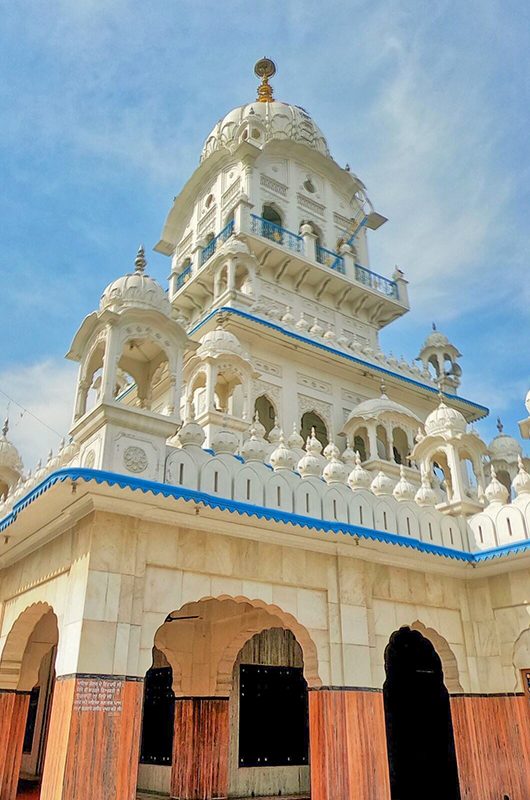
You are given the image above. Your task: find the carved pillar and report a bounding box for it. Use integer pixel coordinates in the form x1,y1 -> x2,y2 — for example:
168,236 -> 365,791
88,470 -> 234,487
309,688 -> 390,800
368,424 -> 378,461
171,697 -> 229,800
446,443 -> 465,503
40,675 -> 143,800
0,690 -> 30,800
100,326 -> 119,404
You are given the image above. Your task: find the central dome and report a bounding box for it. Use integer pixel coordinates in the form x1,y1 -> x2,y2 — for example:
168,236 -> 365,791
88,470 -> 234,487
200,101 -> 331,163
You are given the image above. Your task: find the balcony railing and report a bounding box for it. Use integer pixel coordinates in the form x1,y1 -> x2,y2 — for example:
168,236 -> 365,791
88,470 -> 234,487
250,214 -> 303,254
200,219 -> 235,266
176,264 -> 192,289
316,244 -> 345,274
355,264 -> 398,299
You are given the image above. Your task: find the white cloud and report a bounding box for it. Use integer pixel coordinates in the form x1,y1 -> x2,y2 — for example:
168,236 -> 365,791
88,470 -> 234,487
0,359 -> 77,470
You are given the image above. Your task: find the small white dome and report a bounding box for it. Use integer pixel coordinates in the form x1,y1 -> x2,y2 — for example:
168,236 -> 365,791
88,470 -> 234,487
485,467 -> 509,505
370,470 -> 394,496
211,427 -> 239,455
489,433 -> 523,463
322,444 -> 348,485
297,450 -> 322,479
423,330 -> 450,349
0,420 -> 23,475
345,394 -> 421,426
177,407 -> 206,448
270,433 -> 292,471
241,427 -> 267,463
513,456 -> 530,496
201,101 -> 330,164
525,389 -> 530,415
424,401 -> 467,437
100,246 -> 171,316
393,466 -> 416,502
415,473 -> 437,507
197,326 -> 249,360
348,452 -> 371,491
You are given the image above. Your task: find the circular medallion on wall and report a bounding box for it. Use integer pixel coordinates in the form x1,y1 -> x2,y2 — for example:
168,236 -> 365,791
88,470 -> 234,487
123,445 -> 148,474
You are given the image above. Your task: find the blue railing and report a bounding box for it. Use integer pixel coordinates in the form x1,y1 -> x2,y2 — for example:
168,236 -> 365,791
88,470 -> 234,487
355,264 -> 399,299
176,264 -> 192,289
316,244 -> 345,274
250,214 -> 304,254
200,219 -> 235,266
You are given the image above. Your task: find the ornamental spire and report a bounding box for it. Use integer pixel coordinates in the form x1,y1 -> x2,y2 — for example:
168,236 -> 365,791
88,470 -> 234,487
2,418 -> 8,438
254,57 -> 276,103
496,416 -> 504,434
134,244 -> 147,274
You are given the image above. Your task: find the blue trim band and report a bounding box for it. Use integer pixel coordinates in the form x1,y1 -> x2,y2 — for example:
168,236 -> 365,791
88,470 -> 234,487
1,467 -> 526,563
189,307 -> 488,419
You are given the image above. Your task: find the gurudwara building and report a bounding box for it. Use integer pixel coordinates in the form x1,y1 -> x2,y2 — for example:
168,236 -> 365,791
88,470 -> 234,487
2,59 -> 530,800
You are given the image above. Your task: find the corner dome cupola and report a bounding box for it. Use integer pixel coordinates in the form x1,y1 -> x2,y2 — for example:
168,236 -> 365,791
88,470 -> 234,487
100,246 -> 171,316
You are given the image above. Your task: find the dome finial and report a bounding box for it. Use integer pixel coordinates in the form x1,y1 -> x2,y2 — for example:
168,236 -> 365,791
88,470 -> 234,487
134,244 -> 147,274
2,417 -> 8,438
432,321 -> 437,331
497,416 -> 504,434
254,57 -> 276,103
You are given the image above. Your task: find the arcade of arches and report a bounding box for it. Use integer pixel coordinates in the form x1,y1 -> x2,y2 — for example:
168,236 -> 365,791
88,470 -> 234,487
1,512 -> 530,800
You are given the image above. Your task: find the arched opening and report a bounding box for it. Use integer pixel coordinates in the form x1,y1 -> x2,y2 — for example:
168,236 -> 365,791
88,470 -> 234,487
230,628 -> 309,797
497,469 -> 513,502
234,265 -> 251,294
138,596 -> 319,799
392,427 -> 409,466
189,371 -> 207,417
0,605 -> 59,796
214,369 -> 245,417
138,647 -> 175,792
254,395 -> 276,439
383,626 -> 461,800
376,424 -> 389,460
431,450 -> 452,501
262,204 -> 282,227
300,411 -> 329,451
353,430 -> 368,462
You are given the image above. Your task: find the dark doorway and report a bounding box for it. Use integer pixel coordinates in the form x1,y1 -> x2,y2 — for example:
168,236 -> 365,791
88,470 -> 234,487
140,662 -> 175,766
383,627 -> 461,800
239,664 -> 309,767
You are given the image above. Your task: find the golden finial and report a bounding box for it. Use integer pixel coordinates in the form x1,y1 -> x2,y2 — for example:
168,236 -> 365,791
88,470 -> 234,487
254,57 -> 276,103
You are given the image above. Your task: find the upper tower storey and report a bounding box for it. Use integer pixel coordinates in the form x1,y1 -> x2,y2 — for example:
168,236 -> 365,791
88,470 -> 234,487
155,59 -> 409,339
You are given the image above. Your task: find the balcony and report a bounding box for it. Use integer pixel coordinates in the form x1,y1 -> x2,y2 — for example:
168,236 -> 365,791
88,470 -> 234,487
355,264 -> 398,300
176,263 -> 192,289
250,214 -> 303,254
200,219 -> 235,266
316,244 -> 345,274
171,212 -> 407,328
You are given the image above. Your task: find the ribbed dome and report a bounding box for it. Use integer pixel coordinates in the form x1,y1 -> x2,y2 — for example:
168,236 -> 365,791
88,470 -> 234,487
0,429 -> 23,473
489,433 -> 523,463
422,330 -> 450,349
197,326 -> 249,360
0,421 -> 23,493
345,394 -> 421,425
424,401 -> 467,437
200,101 -> 330,163
100,246 -> 171,316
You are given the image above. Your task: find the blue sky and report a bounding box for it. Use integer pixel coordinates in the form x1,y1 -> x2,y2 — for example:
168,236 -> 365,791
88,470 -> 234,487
1,0 -> 528,466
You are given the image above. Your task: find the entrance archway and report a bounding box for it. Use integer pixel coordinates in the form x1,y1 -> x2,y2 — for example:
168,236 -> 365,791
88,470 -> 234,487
137,596 -> 319,799
229,628 -> 309,798
0,604 -> 58,799
383,626 -> 461,800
